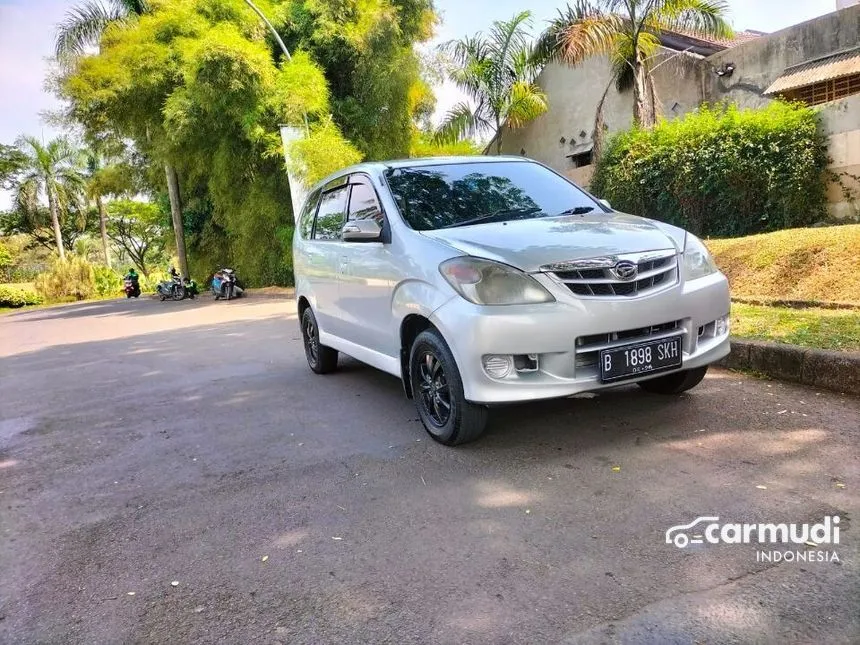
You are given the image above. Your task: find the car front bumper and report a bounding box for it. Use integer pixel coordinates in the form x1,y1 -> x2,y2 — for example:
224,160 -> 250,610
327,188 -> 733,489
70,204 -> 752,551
429,272 -> 731,404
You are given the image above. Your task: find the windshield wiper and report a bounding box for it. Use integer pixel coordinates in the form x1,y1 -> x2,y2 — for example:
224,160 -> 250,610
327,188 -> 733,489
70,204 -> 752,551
554,206 -> 595,216
442,206 -> 544,229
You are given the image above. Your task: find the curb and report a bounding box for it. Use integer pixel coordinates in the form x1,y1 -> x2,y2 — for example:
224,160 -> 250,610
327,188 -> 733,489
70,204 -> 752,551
718,338 -> 860,396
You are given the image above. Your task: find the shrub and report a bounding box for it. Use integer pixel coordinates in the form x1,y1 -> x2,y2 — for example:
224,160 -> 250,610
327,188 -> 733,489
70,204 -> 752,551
590,101 -> 830,237
139,270 -> 169,294
93,265 -> 123,296
34,256 -> 96,301
0,284 -> 43,308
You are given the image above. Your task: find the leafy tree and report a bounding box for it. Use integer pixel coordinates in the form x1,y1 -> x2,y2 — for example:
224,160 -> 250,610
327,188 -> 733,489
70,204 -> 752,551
7,136 -> 87,261
83,141 -> 142,268
0,144 -> 27,189
410,131 -> 480,157
62,0 -> 360,285
106,200 -> 166,276
276,0 -> 437,160
0,205 -> 97,253
536,0 -> 732,132
435,11 -> 548,154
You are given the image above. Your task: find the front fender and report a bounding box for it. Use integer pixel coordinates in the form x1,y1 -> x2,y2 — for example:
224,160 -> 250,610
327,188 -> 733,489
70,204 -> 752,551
391,278 -> 455,328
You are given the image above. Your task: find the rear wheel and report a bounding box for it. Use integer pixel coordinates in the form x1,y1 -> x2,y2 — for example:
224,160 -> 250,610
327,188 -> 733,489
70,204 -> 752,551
638,366 -> 708,395
409,329 -> 488,446
301,307 -> 338,374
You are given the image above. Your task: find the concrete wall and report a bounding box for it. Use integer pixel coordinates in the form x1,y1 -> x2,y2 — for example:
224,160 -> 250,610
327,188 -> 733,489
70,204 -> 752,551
496,50 -> 705,189
498,5 -> 860,217
496,56 -> 634,173
820,94 -> 860,219
705,6 -> 860,109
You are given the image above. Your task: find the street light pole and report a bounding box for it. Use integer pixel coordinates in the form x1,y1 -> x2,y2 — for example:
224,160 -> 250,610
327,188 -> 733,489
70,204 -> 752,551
242,0 -> 291,62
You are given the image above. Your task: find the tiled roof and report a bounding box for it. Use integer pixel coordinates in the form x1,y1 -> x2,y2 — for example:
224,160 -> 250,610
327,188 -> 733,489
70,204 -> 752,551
764,47 -> 860,95
664,28 -> 765,50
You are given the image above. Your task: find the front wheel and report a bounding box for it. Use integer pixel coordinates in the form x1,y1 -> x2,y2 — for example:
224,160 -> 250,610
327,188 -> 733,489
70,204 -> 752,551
301,308 -> 338,374
409,329 -> 488,446
637,366 -> 708,395
172,285 -> 186,301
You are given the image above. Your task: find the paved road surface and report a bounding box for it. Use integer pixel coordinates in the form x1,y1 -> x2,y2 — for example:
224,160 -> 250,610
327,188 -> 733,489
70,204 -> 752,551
1,297 -> 858,644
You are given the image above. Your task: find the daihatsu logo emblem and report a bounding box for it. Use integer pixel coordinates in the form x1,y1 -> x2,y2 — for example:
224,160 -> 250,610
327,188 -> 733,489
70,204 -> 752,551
611,260 -> 638,281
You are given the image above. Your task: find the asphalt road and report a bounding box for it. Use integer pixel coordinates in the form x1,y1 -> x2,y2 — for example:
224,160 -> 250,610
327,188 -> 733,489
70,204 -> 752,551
1,296 -> 858,645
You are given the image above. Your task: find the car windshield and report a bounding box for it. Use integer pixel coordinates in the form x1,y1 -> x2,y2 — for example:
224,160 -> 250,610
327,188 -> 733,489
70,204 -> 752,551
383,161 -> 602,231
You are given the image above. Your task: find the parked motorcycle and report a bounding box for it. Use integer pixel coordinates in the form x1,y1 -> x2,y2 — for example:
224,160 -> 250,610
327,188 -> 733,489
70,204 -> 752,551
212,268 -> 244,300
156,272 -> 198,301
123,271 -> 141,298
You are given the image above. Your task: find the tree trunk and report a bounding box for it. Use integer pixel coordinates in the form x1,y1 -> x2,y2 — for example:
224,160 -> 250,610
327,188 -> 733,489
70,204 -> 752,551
495,117 -> 503,155
592,78 -> 613,162
646,74 -> 660,125
632,61 -> 648,127
164,163 -> 188,279
96,195 -> 111,268
47,186 -> 65,261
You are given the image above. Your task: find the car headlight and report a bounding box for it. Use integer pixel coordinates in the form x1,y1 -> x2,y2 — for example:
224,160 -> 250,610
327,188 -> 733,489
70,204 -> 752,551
682,234 -> 719,281
439,257 -> 555,305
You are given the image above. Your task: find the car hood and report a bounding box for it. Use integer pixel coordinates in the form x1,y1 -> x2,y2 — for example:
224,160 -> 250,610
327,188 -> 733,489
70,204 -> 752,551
420,212 -> 685,272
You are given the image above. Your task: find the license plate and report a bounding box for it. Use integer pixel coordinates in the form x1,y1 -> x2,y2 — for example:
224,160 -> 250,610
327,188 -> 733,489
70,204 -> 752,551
599,336 -> 682,383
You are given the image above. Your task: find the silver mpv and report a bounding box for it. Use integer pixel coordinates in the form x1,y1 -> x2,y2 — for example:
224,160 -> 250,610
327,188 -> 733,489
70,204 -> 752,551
294,157 -> 730,445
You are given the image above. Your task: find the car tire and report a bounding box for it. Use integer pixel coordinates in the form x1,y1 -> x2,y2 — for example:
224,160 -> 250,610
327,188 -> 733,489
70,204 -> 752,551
409,329 -> 488,446
301,307 -> 338,374
637,366 -> 708,395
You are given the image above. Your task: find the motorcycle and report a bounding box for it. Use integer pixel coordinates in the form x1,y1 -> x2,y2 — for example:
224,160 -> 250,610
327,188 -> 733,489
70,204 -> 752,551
212,268 -> 244,300
123,276 -> 141,298
157,274 -> 198,301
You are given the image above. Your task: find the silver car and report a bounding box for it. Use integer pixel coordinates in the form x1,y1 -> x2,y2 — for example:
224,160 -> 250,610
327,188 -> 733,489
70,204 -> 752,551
293,157 -> 730,445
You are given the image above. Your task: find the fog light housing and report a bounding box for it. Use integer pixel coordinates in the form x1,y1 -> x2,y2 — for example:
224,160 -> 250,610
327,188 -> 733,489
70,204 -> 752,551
483,355 -> 513,379
715,314 -> 730,336
514,354 -> 539,372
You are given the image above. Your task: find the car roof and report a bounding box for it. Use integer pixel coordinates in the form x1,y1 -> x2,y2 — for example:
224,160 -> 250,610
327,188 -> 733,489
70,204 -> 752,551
308,155 -> 530,192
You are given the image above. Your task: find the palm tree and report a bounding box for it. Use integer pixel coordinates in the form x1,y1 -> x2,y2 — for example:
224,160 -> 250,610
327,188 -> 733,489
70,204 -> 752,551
536,0 -> 732,130
55,0 -> 149,59
435,11 -> 549,155
12,136 -> 87,261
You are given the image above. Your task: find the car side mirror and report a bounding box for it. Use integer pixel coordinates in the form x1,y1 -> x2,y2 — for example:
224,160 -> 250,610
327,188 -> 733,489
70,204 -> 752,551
342,218 -> 382,242
598,198 -> 612,210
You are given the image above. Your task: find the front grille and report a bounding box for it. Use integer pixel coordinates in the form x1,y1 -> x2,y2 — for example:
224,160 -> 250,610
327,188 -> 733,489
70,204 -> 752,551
547,250 -> 677,298
574,320 -> 685,372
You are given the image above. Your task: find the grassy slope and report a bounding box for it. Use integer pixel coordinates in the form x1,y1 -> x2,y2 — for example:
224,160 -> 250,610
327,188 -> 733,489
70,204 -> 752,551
730,303 -> 860,351
706,225 -> 860,305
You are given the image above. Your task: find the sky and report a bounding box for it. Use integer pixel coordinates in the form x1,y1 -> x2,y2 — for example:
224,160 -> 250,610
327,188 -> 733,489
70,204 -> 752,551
0,0 -> 840,207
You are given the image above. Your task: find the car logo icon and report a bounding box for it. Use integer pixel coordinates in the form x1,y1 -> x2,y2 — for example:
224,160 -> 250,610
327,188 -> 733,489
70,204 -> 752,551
611,260 -> 638,281
666,516 -> 720,548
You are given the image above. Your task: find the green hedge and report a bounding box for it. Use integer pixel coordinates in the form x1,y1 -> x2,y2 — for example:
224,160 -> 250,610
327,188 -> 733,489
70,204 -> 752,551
0,285 -> 43,308
590,101 -> 830,237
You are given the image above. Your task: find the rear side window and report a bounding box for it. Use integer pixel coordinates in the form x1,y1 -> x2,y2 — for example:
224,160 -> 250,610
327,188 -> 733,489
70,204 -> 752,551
313,187 -> 349,241
348,182 -> 383,226
298,189 -> 321,239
